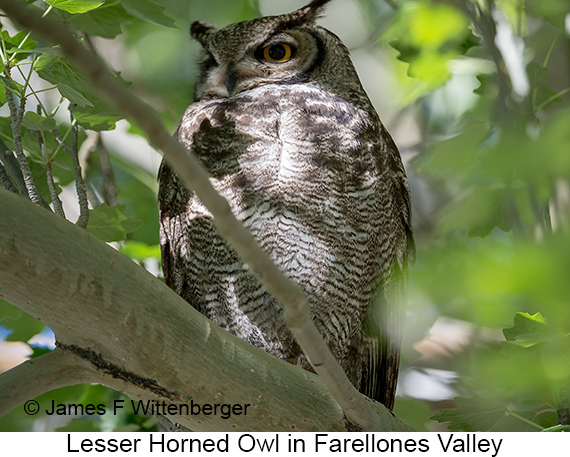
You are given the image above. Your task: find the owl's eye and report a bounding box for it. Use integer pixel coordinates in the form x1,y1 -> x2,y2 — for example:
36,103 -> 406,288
262,44 -> 294,63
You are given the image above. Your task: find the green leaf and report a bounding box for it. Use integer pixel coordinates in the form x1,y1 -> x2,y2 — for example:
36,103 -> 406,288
490,310 -> 570,398
432,396 -> 507,431
22,112 -> 57,131
1,30 -> 38,62
0,75 -> 23,95
432,395 -> 540,432
527,0 -> 570,29
68,3 -> 133,39
119,241 -> 161,262
35,54 -> 122,130
109,152 -> 159,244
393,397 -> 433,432
35,54 -> 93,101
418,123 -> 490,177
438,184 -> 516,237
122,0 -> 177,28
72,109 -> 122,131
57,83 -> 94,108
30,347 -> 53,358
28,159 -> 62,205
86,203 -> 143,242
527,61 -> 549,88
0,298 -> 22,325
503,312 -> 546,342
0,299 -> 45,343
45,0 -> 104,14
383,1 -> 473,89
527,61 -> 562,112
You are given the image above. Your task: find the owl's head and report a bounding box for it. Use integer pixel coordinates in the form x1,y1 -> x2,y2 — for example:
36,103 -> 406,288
190,0 -> 362,102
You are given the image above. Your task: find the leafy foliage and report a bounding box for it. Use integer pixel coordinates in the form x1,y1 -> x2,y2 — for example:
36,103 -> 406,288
386,0 -> 570,432
86,203 -> 143,242
385,1 -> 477,93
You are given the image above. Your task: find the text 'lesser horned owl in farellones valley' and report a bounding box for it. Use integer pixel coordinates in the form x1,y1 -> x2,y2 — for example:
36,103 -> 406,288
158,0 -> 414,410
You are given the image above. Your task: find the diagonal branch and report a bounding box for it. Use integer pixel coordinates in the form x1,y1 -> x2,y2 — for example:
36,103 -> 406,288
0,0 -> 407,431
0,187 -> 411,431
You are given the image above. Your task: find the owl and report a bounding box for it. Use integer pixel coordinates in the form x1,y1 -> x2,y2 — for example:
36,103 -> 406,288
158,0 -> 413,411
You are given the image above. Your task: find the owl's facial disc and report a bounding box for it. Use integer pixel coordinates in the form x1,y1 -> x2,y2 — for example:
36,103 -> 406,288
191,3 -> 328,100
197,52 -> 230,100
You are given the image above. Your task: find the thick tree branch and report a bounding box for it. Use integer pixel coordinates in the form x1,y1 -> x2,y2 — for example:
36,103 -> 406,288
0,188 -> 412,431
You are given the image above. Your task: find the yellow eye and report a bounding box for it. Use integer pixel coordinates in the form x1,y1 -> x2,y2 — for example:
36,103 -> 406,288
262,44 -> 293,63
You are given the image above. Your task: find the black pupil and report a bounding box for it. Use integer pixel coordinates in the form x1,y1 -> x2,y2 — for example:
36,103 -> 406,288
268,45 -> 287,61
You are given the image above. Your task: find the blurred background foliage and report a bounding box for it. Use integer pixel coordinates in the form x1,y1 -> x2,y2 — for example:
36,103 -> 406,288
0,0 -> 569,432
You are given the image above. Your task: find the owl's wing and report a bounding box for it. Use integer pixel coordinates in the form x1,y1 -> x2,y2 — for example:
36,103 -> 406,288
361,130 -> 415,410
361,257 -> 410,410
157,160 -> 192,289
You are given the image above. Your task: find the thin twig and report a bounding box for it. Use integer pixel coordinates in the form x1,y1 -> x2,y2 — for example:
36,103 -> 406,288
505,407 -> 545,431
51,125 -> 75,155
69,107 -> 89,228
16,53 -> 49,115
77,130 -> 101,207
77,131 -> 103,207
37,106 -> 65,217
41,138 -> 64,216
536,87 -> 570,113
53,121 -> 90,227
4,71 -> 42,205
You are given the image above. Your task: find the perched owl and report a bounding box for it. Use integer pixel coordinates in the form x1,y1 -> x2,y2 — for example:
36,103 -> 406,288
158,0 -> 413,410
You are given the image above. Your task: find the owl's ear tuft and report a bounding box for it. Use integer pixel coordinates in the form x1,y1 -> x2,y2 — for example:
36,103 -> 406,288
285,0 -> 333,28
190,21 -> 217,45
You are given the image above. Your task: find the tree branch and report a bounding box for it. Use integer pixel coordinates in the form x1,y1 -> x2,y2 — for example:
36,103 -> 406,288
0,188 -> 411,431
4,73 -> 42,205
38,115 -> 65,217
69,108 -> 89,228
453,0 -> 513,119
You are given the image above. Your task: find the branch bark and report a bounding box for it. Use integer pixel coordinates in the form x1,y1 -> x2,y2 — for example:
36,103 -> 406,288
0,188 -> 411,431
0,0 -> 412,431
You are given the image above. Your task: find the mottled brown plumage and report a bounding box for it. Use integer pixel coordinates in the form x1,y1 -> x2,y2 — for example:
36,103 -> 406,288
158,0 -> 413,410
